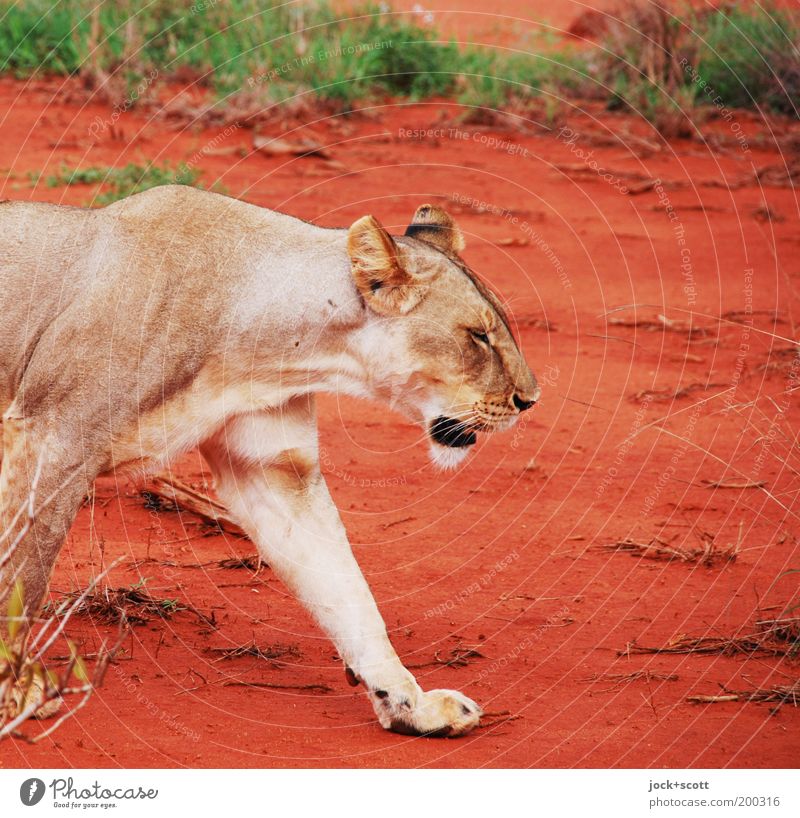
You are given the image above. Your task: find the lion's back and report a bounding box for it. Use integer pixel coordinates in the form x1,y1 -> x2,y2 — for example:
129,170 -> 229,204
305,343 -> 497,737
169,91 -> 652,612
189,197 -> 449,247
0,200 -> 99,408
0,186 -> 350,415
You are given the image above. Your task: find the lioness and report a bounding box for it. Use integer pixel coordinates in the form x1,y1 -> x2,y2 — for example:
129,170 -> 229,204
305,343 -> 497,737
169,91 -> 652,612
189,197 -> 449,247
0,186 -> 538,737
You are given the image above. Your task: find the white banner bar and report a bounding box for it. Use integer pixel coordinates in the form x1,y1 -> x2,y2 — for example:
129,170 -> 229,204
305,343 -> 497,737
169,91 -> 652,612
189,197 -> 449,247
0,769 -> 796,817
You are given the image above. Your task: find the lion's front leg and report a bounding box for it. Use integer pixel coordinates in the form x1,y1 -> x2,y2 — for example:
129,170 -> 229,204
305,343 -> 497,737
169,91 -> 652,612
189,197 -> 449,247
200,399 -> 481,737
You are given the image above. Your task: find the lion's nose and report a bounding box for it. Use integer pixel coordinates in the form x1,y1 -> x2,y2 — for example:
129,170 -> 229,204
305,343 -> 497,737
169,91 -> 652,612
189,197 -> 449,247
513,392 -> 537,412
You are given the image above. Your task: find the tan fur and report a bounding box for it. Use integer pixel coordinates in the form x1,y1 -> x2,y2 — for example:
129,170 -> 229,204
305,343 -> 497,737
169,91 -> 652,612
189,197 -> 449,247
0,186 -> 538,737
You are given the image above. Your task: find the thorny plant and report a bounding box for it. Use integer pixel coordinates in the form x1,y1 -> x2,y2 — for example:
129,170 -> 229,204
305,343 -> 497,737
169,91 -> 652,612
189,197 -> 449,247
0,459 -> 124,742
0,574 -> 125,743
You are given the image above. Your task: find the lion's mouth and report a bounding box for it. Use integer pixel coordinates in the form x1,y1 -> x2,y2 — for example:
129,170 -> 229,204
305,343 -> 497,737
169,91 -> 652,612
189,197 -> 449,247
429,416 -> 477,448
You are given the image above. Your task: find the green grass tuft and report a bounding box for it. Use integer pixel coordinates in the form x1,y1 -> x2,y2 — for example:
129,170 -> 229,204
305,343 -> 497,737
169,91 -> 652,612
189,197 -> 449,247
698,3 -> 800,115
41,161 -> 204,204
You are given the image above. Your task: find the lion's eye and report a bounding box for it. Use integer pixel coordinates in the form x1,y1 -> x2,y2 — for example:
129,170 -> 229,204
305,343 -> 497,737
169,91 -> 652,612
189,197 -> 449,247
469,329 -> 490,346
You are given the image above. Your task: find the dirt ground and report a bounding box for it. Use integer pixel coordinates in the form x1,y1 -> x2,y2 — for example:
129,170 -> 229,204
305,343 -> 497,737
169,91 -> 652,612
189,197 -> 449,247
0,2 -> 798,769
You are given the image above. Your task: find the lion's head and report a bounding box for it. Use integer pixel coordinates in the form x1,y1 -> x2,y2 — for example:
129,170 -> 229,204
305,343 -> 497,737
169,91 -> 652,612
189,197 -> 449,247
346,204 -> 540,468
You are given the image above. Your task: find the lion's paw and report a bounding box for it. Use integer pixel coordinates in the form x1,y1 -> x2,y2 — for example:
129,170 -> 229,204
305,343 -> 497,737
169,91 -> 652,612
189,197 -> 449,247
372,685 -> 481,738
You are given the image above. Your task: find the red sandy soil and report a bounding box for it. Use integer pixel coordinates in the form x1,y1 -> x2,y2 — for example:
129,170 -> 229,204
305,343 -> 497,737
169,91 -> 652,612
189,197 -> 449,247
0,25 -> 799,768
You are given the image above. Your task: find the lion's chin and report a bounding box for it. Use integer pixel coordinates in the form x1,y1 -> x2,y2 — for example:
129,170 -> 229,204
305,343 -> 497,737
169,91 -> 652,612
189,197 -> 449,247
429,416 -> 477,447
428,441 -> 472,471
426,416 -> 477,470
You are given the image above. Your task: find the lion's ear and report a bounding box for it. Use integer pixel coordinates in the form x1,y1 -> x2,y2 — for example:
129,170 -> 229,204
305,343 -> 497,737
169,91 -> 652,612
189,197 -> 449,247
404,204 -> 465,255
347,215 -> 427,315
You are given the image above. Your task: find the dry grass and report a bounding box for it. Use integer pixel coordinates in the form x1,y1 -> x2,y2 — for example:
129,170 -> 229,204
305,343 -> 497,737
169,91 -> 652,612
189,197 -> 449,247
208,641 -> 301,664
583,670 -> 679,689
215,555 -> 267,571
595,0 -> 704,138
592,1 -> 799,133
130,554 -> 268,572
619,621 -> 800,660
221,680 -> 332,693
406,644 -> 485,670
50,580 -> 212,627
756,617 -> 800,658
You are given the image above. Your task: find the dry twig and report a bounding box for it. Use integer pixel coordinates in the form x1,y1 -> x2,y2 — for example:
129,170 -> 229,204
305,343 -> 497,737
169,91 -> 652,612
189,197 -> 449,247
597,535 -> 737,566
701,479 -> 766,489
